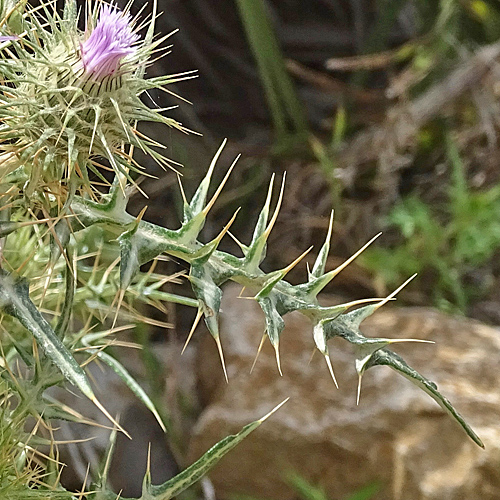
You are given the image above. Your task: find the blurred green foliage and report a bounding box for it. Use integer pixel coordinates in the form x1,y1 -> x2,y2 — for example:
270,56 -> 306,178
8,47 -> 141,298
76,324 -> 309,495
233,470 -> 380,500
234,0 -> 500,314
234,0 -> 309,151
285,471 -> 380,500
361,133 -> 500,313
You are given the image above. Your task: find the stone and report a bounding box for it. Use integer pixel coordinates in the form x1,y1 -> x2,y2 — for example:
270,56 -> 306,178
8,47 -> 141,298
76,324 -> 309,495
190,283 -> 500,500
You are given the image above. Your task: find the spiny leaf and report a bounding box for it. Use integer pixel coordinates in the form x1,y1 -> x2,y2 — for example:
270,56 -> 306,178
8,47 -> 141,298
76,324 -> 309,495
54,249 -> 75,339
65,154 -> 483,448
189,209 -> 240,265
342,274 -> 417,328
245,174 -> 285,271
118,231 -> 140,292
249,173 -> 275,248
256,247 -> 312,299
187,139 -> 227,218
257,294 -> 285,374
302,233 -> 381,298
189,265 -> 223,338
354,337 -> 433,405
309,210 -> 334,280
312,321 -> 338,387
250,333 -> 267,373
189,264 -> 226,379
88,349 -> 166,432
142,399 -> 289,500
365,349 -> 484,448
0,270 -> 94,400
181,308 -> 203,354
96,421 -> 119,493
324,312 -> 481,444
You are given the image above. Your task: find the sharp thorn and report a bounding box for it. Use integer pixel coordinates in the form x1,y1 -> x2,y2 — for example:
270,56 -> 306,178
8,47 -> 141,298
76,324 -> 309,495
177,174 -> 188,206
308,349 -> 316,365
374,273 -> 418,311
250,334 -> 266,374
207,139 -> 227,179
326,209 -> 334,241
214,208 -> 240,244
92,397 -> 131,439
152,408 -> 166,434
214,336 -> 228,383
387,338 -> 435,345
327,232 -> 382,281
274,343 -> 283,376
38,264 -> 54,308
146,442 -> 152,478
203,154 -> 240,217
324,354 -> 339,389
101,416 -> 119,483
181,308 -> 203,355
263,173 -> 286,240
135,205 -> 148,223
266,174 -> 276,207
258,397 -> 290,423
262,173 -> 275,221
81,464 -> 91,495
17,217 -> 52,228
111,288 -> 126,330
227,230 -> 246,251
340,297 -> 391,312
281,246 -> 314,276
356,374 -> 362,406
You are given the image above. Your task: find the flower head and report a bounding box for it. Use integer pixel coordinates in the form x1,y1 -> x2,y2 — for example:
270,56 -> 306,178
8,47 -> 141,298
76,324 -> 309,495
0,0 -> 189,195
80,5 -> 139,80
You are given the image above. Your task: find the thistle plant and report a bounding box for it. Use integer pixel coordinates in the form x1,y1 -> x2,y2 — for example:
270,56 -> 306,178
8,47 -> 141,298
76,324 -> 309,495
0,1 -> 484,499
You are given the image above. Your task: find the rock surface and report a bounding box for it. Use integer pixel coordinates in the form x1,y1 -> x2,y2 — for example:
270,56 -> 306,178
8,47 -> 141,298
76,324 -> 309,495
190,283 -> 500,500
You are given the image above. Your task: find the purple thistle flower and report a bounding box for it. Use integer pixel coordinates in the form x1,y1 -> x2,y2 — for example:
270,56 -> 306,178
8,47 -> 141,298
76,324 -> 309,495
80,4 -> 139,80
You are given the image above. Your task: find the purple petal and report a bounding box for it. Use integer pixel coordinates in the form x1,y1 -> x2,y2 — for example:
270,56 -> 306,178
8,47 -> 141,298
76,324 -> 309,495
80,4 -> 139,80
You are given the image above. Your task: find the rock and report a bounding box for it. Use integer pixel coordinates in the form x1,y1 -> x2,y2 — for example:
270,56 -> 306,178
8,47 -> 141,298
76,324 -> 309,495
190,283 -> 500,500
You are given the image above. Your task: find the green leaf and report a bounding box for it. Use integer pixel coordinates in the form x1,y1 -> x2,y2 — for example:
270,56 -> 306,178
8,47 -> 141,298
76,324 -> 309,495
0,270 -> 95,400
234,0 -> 308,144
1,0 -> 27,33
365,349 -> 484,448
90,349 -> 166,433
140,400 -> 288,500
189,264 -> 223,339
65,153 -> 483,448
54,251 -> 75,339
309,211 -> 334,280
119,230 -> 140,291
257,293 -> 285,374
188,140 -> 225,218
344,482 -> 380,500
285,471 -> 328,500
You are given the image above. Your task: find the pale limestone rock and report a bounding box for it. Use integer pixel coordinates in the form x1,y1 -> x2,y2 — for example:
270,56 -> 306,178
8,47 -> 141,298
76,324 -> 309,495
190,283 -> 500,500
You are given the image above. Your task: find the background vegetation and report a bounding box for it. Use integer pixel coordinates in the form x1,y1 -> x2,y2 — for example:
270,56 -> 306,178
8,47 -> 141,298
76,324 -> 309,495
148,0 -> 500,320
1,0 -> 498,499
